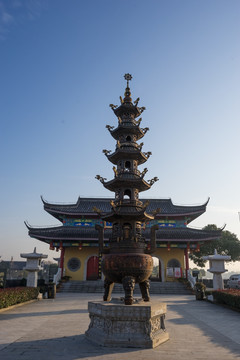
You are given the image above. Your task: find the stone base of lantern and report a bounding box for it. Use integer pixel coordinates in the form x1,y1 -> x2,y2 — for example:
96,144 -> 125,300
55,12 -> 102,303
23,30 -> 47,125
85,298 -> 169,348
213,273 -> 224,290
26,271 -> 38,287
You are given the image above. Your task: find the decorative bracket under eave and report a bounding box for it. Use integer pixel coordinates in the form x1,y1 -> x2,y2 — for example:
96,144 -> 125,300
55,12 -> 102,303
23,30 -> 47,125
147,177 -> 159,186
95,175 -> 107,184
102,149 -> 112,156
109,104 -> 118,110
143,200 -> 150,210
135,117 -> 142,126
142,127 -> 149,134
134,97 -> 140,106
152,207 -> 161,217
92,206 -> 103,217
139,106 -> 146,113
143,151 -> 152,159
141,168 -> 148,178
106,125 -> 114,132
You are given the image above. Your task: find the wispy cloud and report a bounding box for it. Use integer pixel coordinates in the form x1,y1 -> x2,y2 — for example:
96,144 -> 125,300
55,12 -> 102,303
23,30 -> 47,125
25,0 -> 46,21
0,2 -> 14,40
0,0 -> 47,41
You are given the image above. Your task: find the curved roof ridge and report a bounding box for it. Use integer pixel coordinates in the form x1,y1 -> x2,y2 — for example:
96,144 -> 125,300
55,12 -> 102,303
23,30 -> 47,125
39,196 -> 210,223
24,221 -> 31,230
220,223 -> 227,230
140,197 -> 210,207
25,222 -> 62,230
168,197 -> 210,208
187,224 -> 222,233
42,196 -> 79,208
43,196 -> 115,207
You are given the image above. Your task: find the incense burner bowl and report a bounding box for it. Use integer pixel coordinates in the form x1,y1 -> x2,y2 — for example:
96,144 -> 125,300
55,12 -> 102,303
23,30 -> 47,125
102,252 -> 153,305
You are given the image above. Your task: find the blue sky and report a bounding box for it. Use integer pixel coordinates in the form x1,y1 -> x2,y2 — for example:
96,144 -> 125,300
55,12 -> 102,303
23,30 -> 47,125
0,0 -> 240,270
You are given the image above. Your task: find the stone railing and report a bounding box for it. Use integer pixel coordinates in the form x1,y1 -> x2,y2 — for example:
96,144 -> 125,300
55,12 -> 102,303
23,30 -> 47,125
53,268 -> 62,285
187,270 -> 197,289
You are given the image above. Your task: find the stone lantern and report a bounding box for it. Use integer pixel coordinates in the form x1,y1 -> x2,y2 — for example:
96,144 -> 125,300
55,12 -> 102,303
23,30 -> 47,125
202,249 -> 231,290
20,247 -> 48,287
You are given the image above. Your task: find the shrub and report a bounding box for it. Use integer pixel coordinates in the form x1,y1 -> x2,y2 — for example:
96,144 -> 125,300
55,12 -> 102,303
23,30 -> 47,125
205,290 -> 213,296
212,289 -> 240,310
0,287 -> 39,309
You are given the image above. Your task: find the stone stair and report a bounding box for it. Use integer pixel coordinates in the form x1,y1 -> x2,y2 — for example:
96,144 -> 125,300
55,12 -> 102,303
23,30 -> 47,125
58,280 -> 192,295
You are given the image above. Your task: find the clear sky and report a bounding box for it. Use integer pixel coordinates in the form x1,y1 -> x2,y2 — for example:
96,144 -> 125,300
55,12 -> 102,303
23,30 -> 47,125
0,0 -> 240,272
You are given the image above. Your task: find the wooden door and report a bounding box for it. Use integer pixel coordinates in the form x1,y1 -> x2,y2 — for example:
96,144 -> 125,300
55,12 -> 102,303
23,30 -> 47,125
87,256 -> 99,280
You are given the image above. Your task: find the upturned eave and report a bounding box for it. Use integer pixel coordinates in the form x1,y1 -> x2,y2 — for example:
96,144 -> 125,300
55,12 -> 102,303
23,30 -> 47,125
110,125 -> 144,141
107,149 -> 147,165
113,103 -> 141,118
103,177 -> 151,192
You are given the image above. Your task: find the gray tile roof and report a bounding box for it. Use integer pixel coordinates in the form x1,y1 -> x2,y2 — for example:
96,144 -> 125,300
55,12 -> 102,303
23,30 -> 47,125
28,224 -> 220,243
42,197 -> 209,218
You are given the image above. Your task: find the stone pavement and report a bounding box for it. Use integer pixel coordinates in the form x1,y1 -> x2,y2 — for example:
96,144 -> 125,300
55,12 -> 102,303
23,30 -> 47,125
0,293 -> 240,360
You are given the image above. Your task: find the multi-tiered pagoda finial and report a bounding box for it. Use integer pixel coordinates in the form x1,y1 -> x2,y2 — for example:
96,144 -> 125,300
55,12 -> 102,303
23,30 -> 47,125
123,73 -> 132,103
95,74 -> 159,305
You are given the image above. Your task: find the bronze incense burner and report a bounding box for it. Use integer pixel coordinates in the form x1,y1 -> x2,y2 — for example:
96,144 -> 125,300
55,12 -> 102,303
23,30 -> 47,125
95,74 -> 159,305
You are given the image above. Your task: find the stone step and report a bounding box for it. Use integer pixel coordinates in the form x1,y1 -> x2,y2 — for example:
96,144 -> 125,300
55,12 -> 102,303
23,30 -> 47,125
58,280 -> 192,295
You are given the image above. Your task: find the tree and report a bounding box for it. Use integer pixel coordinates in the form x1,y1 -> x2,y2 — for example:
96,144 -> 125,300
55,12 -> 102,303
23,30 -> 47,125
189,224 -> 240,267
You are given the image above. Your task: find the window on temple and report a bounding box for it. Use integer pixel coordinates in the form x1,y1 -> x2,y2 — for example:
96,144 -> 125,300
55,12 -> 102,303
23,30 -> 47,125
126,135 -> 131,142
67,258 -> 81,272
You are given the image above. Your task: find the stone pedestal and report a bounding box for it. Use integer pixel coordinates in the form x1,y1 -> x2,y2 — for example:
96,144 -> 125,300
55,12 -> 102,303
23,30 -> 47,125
85,299 -> 169,348
26,271 -> 38,288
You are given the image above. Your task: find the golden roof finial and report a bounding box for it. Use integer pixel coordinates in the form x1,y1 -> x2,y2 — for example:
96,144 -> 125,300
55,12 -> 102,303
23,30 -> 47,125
123,73 -> 132,103
124,73 -> 132,87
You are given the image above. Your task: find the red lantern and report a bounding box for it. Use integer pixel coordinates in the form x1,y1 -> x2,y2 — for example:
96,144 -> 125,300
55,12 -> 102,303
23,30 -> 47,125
59,241 -> 63,251
79,243 -> 82,251
49,242 -> 54,250
167,243 -> 171,251
196,243 -> 200,252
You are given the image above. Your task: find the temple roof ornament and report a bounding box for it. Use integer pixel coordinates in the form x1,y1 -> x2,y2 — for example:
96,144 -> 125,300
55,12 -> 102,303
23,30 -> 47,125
124,73 -> 132,85
95,175 -> 106,184
148,177 -> 159,186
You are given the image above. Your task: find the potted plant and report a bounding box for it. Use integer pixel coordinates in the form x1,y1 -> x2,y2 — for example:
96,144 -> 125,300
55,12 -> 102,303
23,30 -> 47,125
195,282 -> 206,300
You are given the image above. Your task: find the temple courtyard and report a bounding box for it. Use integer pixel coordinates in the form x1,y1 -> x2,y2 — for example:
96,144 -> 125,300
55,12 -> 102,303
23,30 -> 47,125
0,293 -> 239,360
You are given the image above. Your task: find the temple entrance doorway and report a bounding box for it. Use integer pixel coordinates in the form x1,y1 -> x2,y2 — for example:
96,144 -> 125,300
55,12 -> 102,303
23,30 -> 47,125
86,256 -> 99,280
166,258 -> 182,279
150,256 -> 162,282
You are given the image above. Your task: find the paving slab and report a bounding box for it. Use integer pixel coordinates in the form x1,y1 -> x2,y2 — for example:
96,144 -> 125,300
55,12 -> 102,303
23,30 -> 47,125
0,293 -> 240,360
